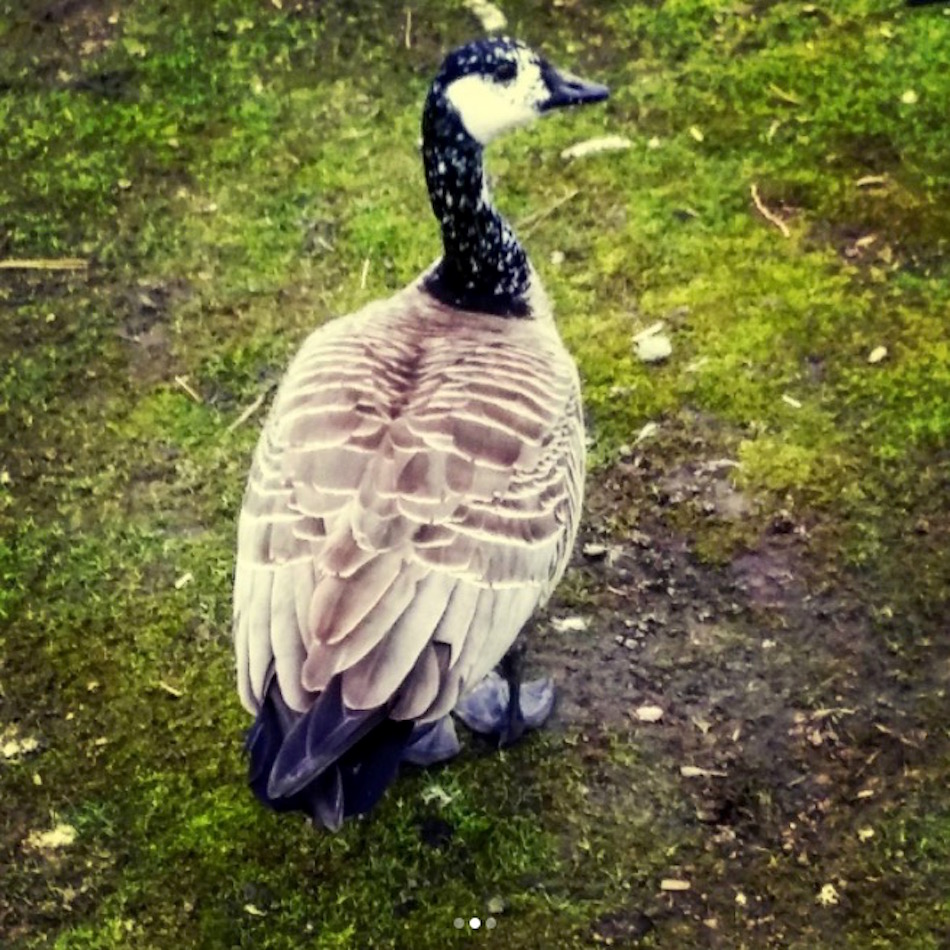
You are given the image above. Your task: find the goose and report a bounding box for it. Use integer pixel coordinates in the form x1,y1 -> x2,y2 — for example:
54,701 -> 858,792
233,37 -> 608,830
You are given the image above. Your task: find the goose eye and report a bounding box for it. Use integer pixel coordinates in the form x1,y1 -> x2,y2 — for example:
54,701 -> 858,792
494,60 -> 517,83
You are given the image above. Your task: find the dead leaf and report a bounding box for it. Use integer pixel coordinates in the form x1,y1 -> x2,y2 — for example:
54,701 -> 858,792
26,823 -> 77,852
463,0 -> 506,31
1,736 -> 40,759
680,765 -> 727,778
816,883 -> 839,906
561,135 -> 632,161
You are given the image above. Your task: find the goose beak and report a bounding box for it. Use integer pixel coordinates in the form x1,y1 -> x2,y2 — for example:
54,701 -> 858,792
538,62 -> 609,113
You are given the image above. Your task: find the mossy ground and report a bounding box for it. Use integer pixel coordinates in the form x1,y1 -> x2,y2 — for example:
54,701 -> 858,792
1,0 -> 948,947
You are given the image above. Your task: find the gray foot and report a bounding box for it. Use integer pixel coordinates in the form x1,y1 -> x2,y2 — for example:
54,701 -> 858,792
454,671 -> 555,744
402,716 -> 461,766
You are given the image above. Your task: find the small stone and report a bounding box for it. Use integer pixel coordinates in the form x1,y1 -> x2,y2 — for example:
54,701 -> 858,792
867,345 -> 888,364
551,615 -> 590,633
487,895 -> 507,915
660,878 -> 691,891
582,542 -> 608,560
635,334 -> 672,363
900,89 -> 918,105
634,705 -> 664,723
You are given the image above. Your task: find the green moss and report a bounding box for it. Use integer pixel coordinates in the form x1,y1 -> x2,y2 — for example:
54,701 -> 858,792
2,0 -> 950,946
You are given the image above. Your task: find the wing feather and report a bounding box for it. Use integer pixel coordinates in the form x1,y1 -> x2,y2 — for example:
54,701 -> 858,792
390,644 -> 444,720
247,570 -> 275,701
341,571 -> 456,710
270,567 -> 309,710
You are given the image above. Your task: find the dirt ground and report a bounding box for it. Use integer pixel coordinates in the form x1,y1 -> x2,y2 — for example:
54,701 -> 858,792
536,455 -> 950,945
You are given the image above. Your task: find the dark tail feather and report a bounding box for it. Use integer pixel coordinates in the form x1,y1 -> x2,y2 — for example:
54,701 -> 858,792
245,675 -> 413,830
336,717 -> 414,816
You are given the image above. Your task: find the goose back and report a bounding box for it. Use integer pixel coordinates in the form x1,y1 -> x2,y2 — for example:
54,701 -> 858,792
233,276 -> 585,733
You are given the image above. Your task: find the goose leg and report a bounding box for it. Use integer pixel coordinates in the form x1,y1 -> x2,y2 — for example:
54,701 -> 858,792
454,643 -> 555,745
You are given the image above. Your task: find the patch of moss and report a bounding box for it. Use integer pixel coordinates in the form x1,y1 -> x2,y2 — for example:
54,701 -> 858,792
2,0 -> 950,947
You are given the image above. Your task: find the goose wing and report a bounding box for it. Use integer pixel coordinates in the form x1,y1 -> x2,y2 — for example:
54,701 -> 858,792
233,294 -> 584,722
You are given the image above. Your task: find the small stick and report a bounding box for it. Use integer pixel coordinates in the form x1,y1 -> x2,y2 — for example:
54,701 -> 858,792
518,188 -> 580,237
0,258 -> 88,271
750,183 -> 790,238
767,82 -> 802,106
227,384 -> 275,433
174,375 -> 203,404
359,257 -> 370,289
404,8 -> 412,49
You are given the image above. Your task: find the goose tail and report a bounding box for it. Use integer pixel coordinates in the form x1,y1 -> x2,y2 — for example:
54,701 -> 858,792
246,675 -> 413,831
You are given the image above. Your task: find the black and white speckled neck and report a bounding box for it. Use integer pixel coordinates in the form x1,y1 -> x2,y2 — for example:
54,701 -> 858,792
421,57 -> 531,318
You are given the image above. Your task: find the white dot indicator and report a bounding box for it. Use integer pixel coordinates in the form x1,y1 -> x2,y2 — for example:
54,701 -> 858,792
486,917 -> 497,929
453,918 -> 465,929
470,916 -> 482,930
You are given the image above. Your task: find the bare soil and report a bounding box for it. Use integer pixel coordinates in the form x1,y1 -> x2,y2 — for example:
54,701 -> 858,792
535,457 -> 950,945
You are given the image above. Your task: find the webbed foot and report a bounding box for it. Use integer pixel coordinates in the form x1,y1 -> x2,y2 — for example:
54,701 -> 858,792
402,716 -> 461,766
454,671 -> 555,746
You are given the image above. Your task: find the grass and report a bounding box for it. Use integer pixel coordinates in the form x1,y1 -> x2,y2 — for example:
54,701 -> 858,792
1,0 -> 949,946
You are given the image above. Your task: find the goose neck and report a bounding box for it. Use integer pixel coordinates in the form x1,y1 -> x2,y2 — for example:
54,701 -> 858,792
421,106 -> 530,317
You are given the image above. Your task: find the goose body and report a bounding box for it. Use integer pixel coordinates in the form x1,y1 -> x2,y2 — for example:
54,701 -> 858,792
233,38 -> 608,828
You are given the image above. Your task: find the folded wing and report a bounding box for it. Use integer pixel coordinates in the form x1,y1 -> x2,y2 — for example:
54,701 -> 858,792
233,293 -> 584,731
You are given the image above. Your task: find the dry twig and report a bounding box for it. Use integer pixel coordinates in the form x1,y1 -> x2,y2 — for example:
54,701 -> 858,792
750,183 -> 790,238
174,375 -> 203,404
0,258 -> 88,271
227,384 -> 276,433
518,188 -> 580,237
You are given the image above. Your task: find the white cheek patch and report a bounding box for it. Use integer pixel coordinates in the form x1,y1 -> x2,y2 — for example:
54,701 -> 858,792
445,58 -> 548,145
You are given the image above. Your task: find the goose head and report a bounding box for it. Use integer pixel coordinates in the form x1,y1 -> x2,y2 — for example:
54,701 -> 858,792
421,39 -> 608,316
424,38 -> 609,147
